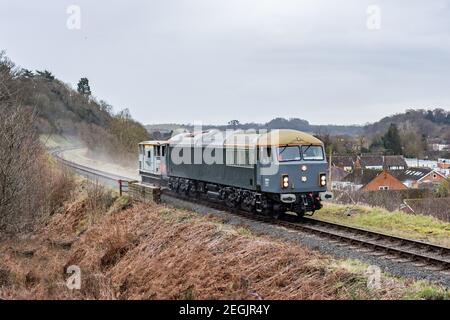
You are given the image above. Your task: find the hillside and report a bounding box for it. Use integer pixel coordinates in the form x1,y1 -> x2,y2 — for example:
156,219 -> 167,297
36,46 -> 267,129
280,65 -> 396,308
146,118 -> 364,138
1,180 -> 448,300
146,110 -> 450,147
364,109 -> 450,142
0,51 -> 149,163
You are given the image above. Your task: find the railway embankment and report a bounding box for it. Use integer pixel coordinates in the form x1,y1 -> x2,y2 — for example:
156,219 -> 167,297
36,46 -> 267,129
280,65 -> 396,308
0,180 -> 449,300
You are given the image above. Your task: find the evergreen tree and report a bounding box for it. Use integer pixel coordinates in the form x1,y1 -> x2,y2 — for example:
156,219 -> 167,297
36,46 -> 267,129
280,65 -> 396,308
228,120 -> 240,129
36,70 -> 55,81
77,77 -> 91,97
20,68 -> 34,79
383,123 -> 402,155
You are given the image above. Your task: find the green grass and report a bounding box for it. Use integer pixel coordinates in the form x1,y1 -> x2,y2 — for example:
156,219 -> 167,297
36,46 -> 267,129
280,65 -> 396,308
331,258 -> 450,300
316,203 -> 450,247
403,281 -> 450,300
235,226 -> 253,237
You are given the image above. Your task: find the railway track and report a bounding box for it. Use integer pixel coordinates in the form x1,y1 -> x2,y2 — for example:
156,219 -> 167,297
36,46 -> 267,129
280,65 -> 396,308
284,218 -> 450,270
165,191 -> 450,272
52,148 -> 450,272
51,148 -> 133,190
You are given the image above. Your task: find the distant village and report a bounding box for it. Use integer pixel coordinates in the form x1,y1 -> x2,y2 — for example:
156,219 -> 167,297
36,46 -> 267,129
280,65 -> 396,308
331,154 -> 450,192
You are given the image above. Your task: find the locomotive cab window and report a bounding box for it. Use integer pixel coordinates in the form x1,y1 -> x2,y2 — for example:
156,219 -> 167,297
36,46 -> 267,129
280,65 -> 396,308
302,145 -> 324,161
259,147 -> 273,164
277,146 -> 301,162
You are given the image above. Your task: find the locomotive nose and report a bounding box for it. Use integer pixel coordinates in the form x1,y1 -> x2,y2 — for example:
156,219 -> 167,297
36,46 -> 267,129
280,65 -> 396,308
276,161 -> 328,193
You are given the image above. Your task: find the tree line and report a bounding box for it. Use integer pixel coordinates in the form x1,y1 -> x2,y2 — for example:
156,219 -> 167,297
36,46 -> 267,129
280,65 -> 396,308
0,51 -> 150,164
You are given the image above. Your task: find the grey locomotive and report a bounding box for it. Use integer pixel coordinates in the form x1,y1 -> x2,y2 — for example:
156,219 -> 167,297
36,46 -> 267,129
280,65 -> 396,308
139,129 -> 331,218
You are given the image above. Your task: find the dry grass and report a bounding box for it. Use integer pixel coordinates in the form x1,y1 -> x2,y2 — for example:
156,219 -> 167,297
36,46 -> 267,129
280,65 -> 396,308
0,185 -> 448,300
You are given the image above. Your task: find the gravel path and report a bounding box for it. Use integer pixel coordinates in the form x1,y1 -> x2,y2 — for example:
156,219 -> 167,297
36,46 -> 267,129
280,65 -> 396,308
162,194 -> 450,288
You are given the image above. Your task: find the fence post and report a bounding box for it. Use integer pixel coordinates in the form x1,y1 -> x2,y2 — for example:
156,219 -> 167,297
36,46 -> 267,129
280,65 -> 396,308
119,180 -> 122,196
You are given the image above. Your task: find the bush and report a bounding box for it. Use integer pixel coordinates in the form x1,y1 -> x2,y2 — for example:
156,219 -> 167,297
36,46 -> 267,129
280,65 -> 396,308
433,178 -> 450,198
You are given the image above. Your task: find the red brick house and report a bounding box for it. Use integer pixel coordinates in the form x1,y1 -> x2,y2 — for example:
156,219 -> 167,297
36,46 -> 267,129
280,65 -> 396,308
393,167 -> 446,188
360,168 -> 446,192
361,171 -> 407,192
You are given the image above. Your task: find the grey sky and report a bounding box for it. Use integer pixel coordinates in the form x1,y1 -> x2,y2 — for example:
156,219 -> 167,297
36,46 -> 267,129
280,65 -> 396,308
1,0 -> 450,125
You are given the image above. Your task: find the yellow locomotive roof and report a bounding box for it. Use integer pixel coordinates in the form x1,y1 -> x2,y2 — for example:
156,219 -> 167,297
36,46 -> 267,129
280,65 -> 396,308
139,140 -> 168,146
257,129 -> 323,147
167,129 -> 323,148
225,129 -> 323,148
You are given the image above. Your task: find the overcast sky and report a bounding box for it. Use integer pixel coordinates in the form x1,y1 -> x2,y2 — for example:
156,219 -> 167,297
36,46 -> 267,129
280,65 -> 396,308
1,0 -> 450,125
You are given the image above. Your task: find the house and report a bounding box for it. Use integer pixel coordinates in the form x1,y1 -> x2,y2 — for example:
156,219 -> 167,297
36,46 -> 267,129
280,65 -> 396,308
343,169 -> 381,185
438,159 -> 450,169
336,169 -> 382,191
405,158 -> 438,169
330,166 -> 350,182
330,166 -> 352,190
332,156 -> 355,172
393,167 -> 446,189
384,155 -> 407,170
431,143 -> 450,152
360,171 -> 407,192
438,159 -> 450,176
358,167 -> 446,192
358,155 -> 407,171
357,155 -> 384,170
332,154 -> 407,172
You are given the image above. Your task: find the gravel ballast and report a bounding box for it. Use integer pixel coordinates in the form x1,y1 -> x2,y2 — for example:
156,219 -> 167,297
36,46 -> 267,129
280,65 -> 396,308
161,194 -> 450,288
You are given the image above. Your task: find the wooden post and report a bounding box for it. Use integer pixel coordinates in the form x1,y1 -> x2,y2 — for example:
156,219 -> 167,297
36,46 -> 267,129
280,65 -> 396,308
119,180 -> 123,196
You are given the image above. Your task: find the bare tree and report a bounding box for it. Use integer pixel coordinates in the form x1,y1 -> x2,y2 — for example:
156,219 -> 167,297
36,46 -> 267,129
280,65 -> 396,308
0,106 -> 43,230
0,52 -> 70,233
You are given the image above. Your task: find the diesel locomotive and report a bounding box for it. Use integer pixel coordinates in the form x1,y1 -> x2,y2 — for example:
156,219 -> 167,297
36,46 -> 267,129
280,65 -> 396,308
139,129 -> 332,218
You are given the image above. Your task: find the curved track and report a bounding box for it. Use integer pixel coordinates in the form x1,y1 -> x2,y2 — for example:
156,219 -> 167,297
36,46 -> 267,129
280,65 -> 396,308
51,148 -> 133,190
52,148 -> 450,272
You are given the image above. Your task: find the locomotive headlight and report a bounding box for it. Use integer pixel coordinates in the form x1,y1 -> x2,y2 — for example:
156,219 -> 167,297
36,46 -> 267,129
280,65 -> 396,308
319,174 -> 327,187
301,165 -> 308,172
301,176 -> 308,182
281,175 -> 289,189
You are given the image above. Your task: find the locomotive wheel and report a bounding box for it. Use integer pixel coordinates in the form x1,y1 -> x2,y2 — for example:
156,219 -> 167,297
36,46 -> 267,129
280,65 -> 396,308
272,210 -> 285,220
271,204 -> 285,219
225,198 -> 239,209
